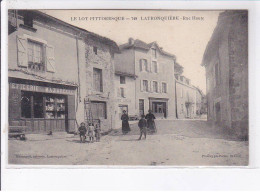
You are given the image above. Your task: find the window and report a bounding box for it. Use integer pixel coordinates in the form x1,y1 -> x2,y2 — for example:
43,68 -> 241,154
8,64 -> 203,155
93,46 -> 98,55
152,61 -> 158,73
120,76 -> 126,84
21,91 -> 32,118
181,88 -> 183,98
93,68 -> 103,92
91,101 -> 107,119
162,83 -> 167,93
181,104 -> 184,113
120,88 -> 125,98
27,40 -> 45,71
139,59 -> 148,72
143,80 -> 149,92
33,93 -> 44,118
21,91 -> 66,119
151,48 -> 157,58
24,12 -> 33,28
215,62 -> 221,86
45,95 -> 66,119
153,81 -> 158,93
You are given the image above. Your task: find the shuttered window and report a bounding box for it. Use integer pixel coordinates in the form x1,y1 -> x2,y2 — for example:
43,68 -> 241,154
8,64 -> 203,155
93,68 -> 103,92
17,35 -> 55,72
143,80 -> 148,92
27,40 -> 45,71
139,59 -> 148,72
153,81 -> 158,93
162,83 -> 167,93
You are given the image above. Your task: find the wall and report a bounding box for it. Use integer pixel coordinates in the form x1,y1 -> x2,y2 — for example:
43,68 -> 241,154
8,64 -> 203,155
203,11 -> 248,139
8,12 -> 80,85
114,49 -> 135,75
83,37 -> 115,132
114,75 -> 137,129
8,11 -> 84,132
228,11 -> 248,138
134,46 -> 176,119
176,81 -> 196,119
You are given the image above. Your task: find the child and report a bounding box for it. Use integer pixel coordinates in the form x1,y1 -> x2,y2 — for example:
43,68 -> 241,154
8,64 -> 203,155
88,123 -> 95,143
95,122 -> 101,142
78,122 -> 87,143
138,115 -> 147,140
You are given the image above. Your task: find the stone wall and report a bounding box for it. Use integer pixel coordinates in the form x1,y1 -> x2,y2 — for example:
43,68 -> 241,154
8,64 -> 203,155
228,11 -> 248,139
82,37 -> 116,131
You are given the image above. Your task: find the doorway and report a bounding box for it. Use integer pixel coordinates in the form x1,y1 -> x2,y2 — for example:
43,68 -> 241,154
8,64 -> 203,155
152,102 -> 166,118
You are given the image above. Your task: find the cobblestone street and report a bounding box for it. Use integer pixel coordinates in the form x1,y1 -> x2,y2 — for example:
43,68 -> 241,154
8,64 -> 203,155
8,120 -> 248,166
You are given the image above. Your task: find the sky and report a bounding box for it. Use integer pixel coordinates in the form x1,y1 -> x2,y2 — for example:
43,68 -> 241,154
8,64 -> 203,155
43,10 -> 221,93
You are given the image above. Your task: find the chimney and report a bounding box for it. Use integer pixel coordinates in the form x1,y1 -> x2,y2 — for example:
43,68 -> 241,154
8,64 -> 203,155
128,37 -> 135,46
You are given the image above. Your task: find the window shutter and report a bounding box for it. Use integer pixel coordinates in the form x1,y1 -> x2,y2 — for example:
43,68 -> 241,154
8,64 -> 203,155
46,45 -> 55,72
150,81 -> 153,93
17,36 -> 28,67
140,80 -> 143,92
139,59 -> 142,72
148,81 -> 151,92
117,88 -> 121,97
123,88 -> 126,98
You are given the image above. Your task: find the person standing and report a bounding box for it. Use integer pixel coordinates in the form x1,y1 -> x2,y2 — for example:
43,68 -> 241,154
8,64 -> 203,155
121,110 -> 131,134
145,109 -> 156,134
138,115 -> 147,140
78,122 -> 87,143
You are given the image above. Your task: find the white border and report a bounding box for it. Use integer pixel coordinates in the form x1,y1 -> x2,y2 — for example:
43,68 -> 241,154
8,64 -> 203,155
1,0 -> 260,190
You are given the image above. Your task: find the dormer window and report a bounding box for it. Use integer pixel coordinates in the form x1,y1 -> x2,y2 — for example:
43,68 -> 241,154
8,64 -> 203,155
151,48 -> 157,58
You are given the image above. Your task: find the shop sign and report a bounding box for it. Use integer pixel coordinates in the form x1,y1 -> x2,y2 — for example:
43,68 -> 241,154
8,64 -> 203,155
116,98 -> 131,103
10,83 -> 75,95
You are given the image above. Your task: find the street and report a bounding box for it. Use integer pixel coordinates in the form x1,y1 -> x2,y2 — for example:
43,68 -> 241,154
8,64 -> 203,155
8,120 -> 248,166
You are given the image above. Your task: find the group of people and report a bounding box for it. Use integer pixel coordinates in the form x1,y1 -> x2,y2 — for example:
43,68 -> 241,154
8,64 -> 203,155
78,122 -> 101,143
121,109 -> 156,140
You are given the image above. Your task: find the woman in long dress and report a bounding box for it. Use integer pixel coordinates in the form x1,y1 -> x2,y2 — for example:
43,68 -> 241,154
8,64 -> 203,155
121,110 -> 131,134
145,109 -> 156,134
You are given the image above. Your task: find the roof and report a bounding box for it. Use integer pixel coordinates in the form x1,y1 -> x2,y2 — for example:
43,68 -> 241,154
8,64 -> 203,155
22,10 -> 120,53
119,38 -> 176,58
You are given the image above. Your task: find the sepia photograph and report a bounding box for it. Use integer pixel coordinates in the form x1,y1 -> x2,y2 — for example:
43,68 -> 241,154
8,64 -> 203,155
6,9 -> 248,166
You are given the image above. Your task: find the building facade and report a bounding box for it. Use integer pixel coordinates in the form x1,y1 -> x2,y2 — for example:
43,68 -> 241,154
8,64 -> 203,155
8,10 -> 84,133
115,38 -> 177,119
113,71 -> 137,129
201,10 -> 248,139
175,75 -> 197,119
82,35 -> 119,131
8,10 -> 118,133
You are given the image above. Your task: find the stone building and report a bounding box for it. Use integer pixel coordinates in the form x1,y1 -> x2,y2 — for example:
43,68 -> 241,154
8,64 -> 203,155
82,35 -> 119,131
8,10 -> 118,133
115,38 -> 177,119
201,10 -> 248,139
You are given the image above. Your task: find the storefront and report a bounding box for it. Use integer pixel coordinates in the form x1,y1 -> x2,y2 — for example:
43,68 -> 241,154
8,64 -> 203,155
9,78 -> 77,133
149,97 -> 168,118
